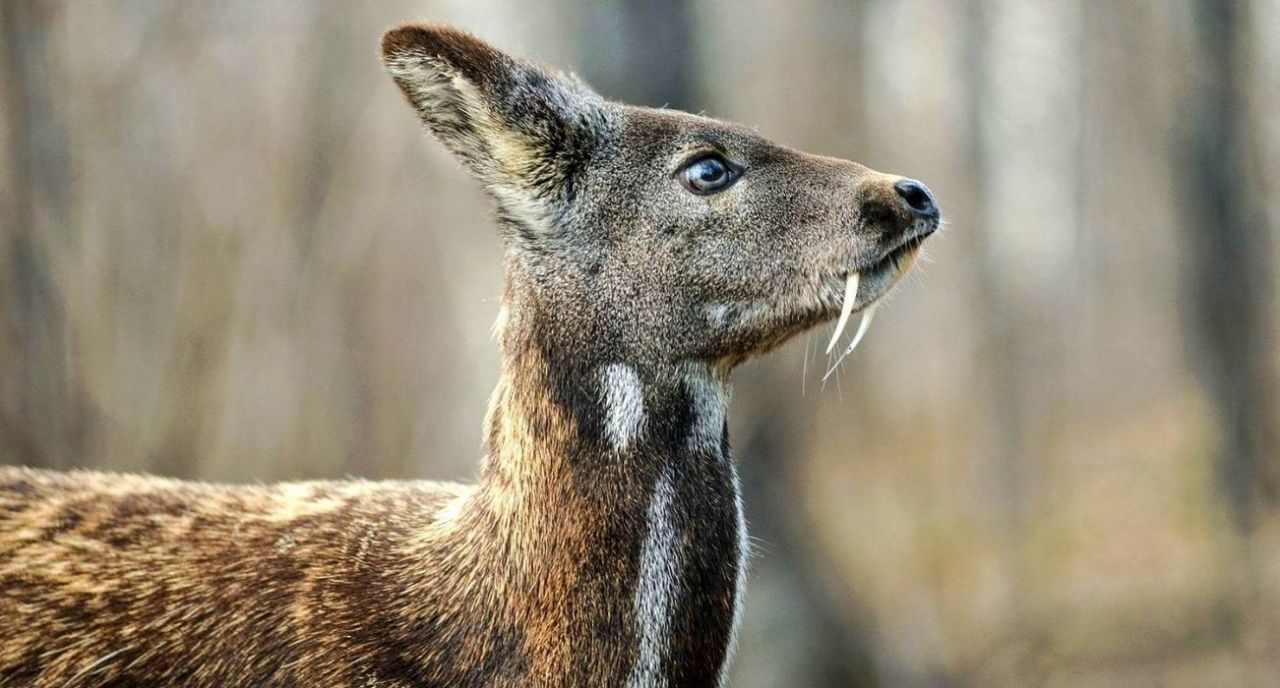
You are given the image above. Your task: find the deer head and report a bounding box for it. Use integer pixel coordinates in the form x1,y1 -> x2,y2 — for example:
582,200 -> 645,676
381,23 -> 938,376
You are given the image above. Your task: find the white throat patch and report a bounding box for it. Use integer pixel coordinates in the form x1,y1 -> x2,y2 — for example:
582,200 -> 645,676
628,469 -> 680,688
600,363 -> 646,451
720,465 -> 749,687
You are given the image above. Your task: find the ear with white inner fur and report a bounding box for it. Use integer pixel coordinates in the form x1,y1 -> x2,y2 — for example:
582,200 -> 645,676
380,23 -> 605,201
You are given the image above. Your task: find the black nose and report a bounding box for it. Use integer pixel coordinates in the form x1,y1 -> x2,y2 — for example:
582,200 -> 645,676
894,178 -> 938,218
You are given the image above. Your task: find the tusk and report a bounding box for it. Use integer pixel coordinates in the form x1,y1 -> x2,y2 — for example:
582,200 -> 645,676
845,302 -> 877,356
825,272 -> 860,354
823,302 -> 878,381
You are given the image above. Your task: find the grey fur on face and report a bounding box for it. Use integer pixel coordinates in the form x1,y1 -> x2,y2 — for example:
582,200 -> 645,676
382,24 -> 939,372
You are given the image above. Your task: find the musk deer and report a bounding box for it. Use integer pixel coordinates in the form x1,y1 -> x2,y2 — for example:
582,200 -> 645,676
0,22 -> 940,687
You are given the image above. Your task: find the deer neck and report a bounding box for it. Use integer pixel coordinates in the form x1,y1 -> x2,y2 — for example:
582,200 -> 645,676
463,291 -> 747,684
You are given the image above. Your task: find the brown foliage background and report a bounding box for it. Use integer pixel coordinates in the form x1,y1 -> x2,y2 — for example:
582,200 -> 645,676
3,1 -> 1279,686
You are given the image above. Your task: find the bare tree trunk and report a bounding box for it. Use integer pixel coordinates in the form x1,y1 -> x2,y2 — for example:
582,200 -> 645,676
735,389 -> 888,688
1181,1 -> 1280,678
1181,0 -> 1278,530
959,1 -> 1030,683
573,0 -> 695,110
0,2 -> 88,469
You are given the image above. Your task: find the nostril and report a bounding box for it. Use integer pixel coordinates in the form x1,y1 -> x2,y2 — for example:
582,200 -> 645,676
894,179 -> 938,218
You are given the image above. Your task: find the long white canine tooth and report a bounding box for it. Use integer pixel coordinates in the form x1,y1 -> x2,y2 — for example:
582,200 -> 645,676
825,272 -> 860,354
823,302 -> 878,381
845,303 -> 877,356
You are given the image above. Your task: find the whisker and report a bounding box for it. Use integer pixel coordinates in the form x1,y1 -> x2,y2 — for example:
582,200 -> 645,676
801,331 -> 810,397
834,359 -> 844,400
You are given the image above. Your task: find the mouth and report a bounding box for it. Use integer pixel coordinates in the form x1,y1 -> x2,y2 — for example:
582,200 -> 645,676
822,236 -> 924,379
858,237 -> 924,296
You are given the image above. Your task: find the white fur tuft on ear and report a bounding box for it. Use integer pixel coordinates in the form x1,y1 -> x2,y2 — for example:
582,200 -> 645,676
381,23 -> 610,243
383,52 -> 475,133
384,51 -> 529,177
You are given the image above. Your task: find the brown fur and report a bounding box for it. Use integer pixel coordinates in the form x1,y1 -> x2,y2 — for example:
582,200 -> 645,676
0,22 -> 939,687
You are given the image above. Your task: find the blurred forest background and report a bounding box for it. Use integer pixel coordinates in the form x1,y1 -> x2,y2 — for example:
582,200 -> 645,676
2,1 -> 1279,686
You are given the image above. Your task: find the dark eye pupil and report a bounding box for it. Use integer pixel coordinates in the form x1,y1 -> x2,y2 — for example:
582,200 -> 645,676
697,159 -> 725,183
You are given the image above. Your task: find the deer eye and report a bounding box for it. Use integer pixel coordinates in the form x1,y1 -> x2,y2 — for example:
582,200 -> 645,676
679,154 -> 741,195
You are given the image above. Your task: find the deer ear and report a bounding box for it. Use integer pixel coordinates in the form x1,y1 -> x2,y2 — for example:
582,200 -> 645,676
381,23 -> 603,190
